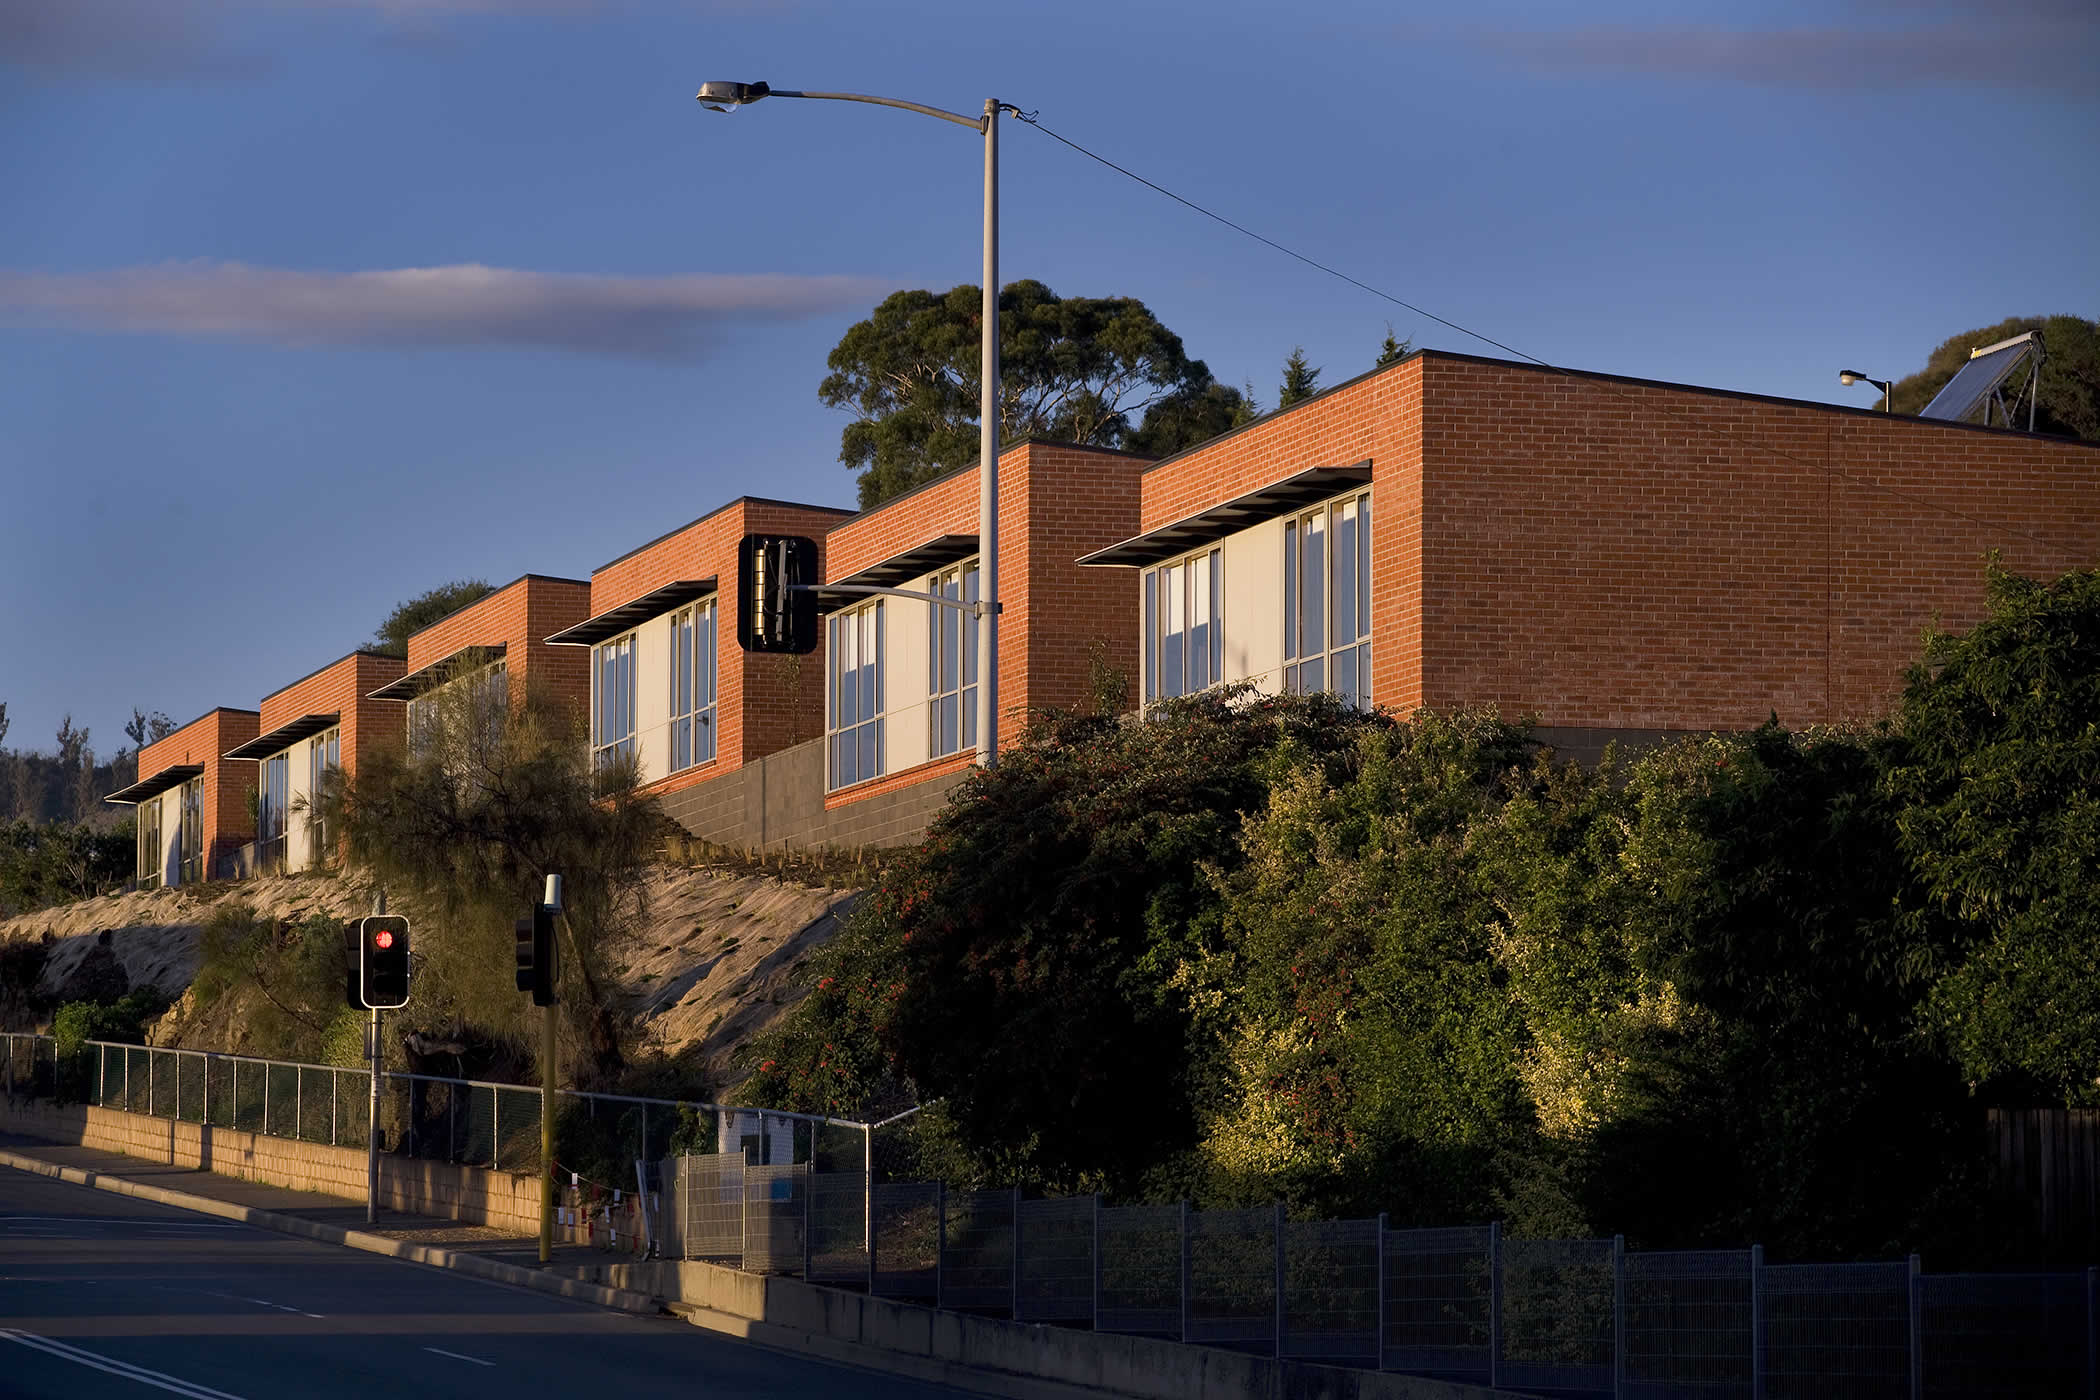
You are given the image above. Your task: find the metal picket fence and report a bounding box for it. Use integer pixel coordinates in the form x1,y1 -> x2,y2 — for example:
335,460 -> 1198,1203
8,1031 -> 2097,1397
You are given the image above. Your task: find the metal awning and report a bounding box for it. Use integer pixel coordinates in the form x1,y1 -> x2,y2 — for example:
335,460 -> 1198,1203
1077,461 -> 1373,568
814,534 -> 978,614
104,764 -> 203,806
545,578 -> 718,647
368,644 -> 507,702
224,713 -> 340,760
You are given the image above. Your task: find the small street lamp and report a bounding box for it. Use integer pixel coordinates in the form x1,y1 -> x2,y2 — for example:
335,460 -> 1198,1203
1838,368 -> 1894,412
697,81 -> 1012,769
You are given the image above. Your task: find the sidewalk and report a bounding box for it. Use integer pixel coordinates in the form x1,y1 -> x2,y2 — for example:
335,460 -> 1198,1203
0,1130 -> 662,1316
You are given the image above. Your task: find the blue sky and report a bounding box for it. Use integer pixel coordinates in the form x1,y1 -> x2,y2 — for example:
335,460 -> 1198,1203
2,0 -> 2095,757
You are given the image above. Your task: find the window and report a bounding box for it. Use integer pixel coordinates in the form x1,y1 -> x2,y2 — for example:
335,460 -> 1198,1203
137,798 -> 162,891
1144,546 -> 1223,702
178,778 -> 203,886
1284,491 -> 1372,708
258,752 -> 289,870
307,726 -> 339,850
827,601 -> 885,790
669,600 -> 718,772
592,635 -> 636,768
410,659 -> 507,761
928,561 -> 979,757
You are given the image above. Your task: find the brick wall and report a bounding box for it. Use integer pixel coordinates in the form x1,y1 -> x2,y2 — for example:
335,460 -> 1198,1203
1129,351 -> 2100,732
821,441 -> 1150,781
403,574 -> 592,730
586,497 -> 856,796
136,707 -> 262,879
1418,355 -> 2100,729
258,650 -> 408,781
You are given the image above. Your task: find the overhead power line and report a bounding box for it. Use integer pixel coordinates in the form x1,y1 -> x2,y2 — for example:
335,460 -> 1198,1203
1010,111 -> 2076,564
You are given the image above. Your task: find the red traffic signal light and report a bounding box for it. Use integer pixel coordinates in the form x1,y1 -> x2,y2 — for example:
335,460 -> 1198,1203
359,915 -> 411,1009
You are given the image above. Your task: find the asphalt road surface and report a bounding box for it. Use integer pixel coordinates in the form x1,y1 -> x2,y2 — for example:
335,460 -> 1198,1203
0,1166 -> 985,1398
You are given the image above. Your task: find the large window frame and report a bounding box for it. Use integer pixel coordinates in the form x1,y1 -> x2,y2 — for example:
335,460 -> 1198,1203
1283,490 -> 1373,708
136,796 -> 163,891
257,752 -> 289,871
592,634 -> 637,770
178,778 -> 203,886
409,658 -> 507,762
928,561 -> 980,758
1143,545 -> 1224,704
669,599 -> 719,773
307,726 -> 340,853
827,600 -> 885,791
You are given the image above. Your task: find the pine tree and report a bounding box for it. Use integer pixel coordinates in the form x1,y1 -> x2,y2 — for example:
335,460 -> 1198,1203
1279,347 -> 1322,408
1376,325 -> 1413,368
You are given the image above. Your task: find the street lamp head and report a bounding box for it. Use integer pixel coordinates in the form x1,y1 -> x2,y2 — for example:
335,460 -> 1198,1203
1838,370 -> 1865,386
696,80 -> 771,113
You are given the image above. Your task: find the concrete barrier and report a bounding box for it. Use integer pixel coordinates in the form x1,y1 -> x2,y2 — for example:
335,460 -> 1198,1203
558,1257 -> 1509,1400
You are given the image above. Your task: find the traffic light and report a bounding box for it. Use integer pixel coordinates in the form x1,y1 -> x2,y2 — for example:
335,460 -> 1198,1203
358,915 -> 412,1010
515,905 -> 558,1006
736,534 -> 819,654
343,923 -> 361,1009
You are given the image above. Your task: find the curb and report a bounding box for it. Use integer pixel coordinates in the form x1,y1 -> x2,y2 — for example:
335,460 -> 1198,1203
0,1148 -> 664,1317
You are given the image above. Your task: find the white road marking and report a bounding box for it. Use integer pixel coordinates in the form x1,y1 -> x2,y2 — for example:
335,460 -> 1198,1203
423,1346 -> 495,1366
0,1328 -> 251,1399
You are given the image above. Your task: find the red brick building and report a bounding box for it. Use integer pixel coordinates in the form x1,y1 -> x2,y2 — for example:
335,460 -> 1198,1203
225,649 -> 406,872
1082,350 -> 2100,753
370,574 -> 591,750
645,443 -> 1150,852
105,707 -> 261,888
547,497 -> 856,805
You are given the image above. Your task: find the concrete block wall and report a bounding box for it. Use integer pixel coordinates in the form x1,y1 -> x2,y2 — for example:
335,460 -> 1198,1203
658,736 -> 969,853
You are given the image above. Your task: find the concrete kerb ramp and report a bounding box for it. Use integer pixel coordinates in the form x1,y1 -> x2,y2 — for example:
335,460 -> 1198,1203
558,1256 -> 1515,1400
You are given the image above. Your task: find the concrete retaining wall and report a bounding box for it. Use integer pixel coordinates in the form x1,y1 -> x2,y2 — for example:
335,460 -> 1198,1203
0,1097 -> 546,1236
560,1257 -> 1504,1400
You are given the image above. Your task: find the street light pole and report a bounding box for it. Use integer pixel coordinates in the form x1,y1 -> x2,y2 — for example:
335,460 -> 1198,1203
696,81 -> 1006,768
1838,368 -> 1893,413
977,96 -> 999,768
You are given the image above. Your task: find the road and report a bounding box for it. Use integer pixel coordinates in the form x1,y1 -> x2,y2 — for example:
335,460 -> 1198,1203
0,1166 -> 984,1398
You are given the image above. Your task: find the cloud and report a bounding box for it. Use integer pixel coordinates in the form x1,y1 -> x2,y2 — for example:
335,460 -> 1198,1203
0,0 -> 630,80
1443,11 -> 2099,94
0,262 -> 881,360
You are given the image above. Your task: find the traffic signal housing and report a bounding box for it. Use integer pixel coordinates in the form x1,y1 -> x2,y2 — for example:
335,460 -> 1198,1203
737,534 -> 819,654
515,905 -> 558,1006
358,915 -> 412,1010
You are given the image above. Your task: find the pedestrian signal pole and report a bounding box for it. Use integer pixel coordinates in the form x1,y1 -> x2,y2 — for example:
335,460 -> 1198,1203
367,890 -> 383,1225
528,874 -> 563,1265
354,893 -> 412,1225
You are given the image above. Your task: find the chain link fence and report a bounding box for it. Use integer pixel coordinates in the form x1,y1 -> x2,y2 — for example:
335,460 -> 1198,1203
6,1031 -> 2095,1396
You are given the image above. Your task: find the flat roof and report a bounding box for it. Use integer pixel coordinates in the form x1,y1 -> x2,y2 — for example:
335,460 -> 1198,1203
368,644 -> 507,702
403,573 -> 590,647
1133,347 -> 2100,479
1079,462 -> 1373,568
258,648 -> 398,705
104,764 -> 203,806
225,713 -> 340,760
546,578 -> 719,647
591,496 -> 855,576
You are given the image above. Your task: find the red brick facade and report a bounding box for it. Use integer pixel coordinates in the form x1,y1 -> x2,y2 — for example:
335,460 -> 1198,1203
135,707 -> 261,878
1132,351 -> 2100,731
401,574 -> 590,724
257,650 -> 407,780
821,440 -> 1150,807
582,497 -> 857,802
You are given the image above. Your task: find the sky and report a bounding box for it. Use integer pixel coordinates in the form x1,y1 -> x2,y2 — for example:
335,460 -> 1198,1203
1,0 -> 2095,757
